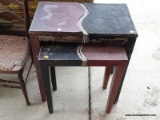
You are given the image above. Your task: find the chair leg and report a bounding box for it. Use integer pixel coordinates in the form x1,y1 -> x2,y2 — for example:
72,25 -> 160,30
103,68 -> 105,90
103,66 -> 113,89
50,67 -> 57,91
18,74 -> 30,105
105,63 -> 127,113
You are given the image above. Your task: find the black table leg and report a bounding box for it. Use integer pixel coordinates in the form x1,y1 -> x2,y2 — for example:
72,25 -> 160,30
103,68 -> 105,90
114,38 -> 137,104
39,62 -> 53,113
50,67 -> 57,91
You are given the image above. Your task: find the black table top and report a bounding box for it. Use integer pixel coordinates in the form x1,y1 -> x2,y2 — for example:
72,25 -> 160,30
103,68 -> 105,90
82,3 -> 138,37
39,43 -> 80,61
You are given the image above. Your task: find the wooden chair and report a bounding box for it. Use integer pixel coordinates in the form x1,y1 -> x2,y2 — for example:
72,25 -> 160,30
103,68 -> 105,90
0,0 -> 32,105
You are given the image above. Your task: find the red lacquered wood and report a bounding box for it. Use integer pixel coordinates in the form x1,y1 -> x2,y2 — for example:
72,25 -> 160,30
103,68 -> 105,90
82,44 -> 128,113
30,34 -> 46,101
29,2 -> 84,35
103,66 -> 113,89
106,63 -> 127,113
83,44 -> 128,66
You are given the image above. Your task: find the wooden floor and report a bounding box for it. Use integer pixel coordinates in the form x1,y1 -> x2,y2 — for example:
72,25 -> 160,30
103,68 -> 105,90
0,0 -> 160,120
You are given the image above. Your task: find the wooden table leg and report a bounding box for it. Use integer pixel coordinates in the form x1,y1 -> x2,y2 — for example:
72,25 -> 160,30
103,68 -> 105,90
50,67 -> 57,91
114,38 -> 137,104
40,63 -> 53,113
103,66 -> 113,89
114,69 -> 127,104
106,63 -> 127,113
29,34 -> 46,101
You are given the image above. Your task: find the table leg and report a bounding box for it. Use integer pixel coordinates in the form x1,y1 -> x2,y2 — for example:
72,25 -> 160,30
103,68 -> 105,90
29,34 -> 46,101
114,38 -> 136,103
50,67 -> 57,90
106,63 -> 127,113
114,70 -> 127,104
40,63 -> 53,113
103,66 -> 113,89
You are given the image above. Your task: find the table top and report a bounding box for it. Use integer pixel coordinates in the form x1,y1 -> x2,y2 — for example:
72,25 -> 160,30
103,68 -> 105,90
82,3 -> 137,37
39,43 -> 80,61
39,43 -> 127,61
29,2 -> 84,34
29,2 -> 138,43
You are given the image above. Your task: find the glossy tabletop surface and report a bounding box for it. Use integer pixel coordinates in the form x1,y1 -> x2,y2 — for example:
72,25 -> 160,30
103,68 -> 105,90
29,2 -> 84,34
82,3 -> 137,37
29,2 -> 138,40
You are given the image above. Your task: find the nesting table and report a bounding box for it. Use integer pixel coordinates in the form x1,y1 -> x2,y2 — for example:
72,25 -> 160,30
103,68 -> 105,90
29,1 -> 138,113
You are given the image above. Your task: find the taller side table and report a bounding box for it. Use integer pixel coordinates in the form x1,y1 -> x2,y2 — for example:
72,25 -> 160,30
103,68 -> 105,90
82,3 -> 138,102
29,2 -> 138,102
29,2 -> 85,101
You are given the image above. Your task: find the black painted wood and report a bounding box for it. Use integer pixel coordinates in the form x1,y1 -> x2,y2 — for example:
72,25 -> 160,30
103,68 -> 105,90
82,3 -> 138,42
39,61 -> 53,113
50,67 -> 57,91
39,43 -> 82,66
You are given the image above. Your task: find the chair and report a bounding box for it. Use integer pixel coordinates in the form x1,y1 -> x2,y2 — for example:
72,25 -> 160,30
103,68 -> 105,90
0,0 -> 32,105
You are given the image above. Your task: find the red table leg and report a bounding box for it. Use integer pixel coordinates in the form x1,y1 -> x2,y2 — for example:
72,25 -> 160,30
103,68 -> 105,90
103,65 -> 113,89
106,63 -> 127,113
29,34 -> 46,101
